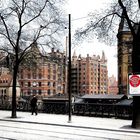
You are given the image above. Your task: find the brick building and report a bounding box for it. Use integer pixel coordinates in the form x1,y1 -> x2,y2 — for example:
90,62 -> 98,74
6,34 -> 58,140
108,75 -> 118,95
0,67 -> 20,99
71,51 -> 108,96
18,44 -> 67,97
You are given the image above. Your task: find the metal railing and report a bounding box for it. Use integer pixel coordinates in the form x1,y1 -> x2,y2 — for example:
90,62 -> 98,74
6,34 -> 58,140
0,99 -> 132,119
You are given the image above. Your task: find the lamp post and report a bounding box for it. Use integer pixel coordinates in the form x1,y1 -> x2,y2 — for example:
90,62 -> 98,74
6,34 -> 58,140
68,14 -> 72,123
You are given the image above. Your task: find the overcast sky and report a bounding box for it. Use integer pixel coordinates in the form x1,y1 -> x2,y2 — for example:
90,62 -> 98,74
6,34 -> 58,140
65,0 -> 118,79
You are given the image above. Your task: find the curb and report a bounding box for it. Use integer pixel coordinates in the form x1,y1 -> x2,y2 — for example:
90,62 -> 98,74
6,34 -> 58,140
0,118 -> 139,134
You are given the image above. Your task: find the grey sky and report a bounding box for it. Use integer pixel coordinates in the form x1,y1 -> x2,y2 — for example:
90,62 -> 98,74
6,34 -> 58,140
66,0 -> 118,78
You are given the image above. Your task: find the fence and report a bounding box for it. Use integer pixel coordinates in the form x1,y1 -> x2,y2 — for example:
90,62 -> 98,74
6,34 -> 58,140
0,99 -> 133,119
73,102 -> 132,119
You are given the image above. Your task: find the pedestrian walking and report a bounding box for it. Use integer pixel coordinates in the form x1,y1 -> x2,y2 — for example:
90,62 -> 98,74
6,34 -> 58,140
30,95 -> 38,115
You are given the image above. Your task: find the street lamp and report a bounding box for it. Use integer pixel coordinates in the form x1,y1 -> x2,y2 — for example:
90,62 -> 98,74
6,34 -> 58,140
68,14 -> 72,123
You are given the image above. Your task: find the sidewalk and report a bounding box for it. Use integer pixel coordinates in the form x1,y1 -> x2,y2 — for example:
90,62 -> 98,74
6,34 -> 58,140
0,110 -> 139,133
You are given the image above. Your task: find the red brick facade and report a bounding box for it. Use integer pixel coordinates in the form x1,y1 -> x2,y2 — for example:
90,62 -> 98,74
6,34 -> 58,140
18,46 -> 67,97
108,75 -> 118,95
71,51 -> 108,95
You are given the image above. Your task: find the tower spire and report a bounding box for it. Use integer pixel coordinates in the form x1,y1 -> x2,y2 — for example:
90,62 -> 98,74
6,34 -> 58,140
102,51 -> 105,60
73,50 -> 77,58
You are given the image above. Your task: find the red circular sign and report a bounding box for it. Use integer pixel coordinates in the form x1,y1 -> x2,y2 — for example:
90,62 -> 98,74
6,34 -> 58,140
129,75 -> 140,87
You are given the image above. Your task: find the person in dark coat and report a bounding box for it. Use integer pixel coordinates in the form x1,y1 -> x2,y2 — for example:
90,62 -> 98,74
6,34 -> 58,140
30,95 -> 38,115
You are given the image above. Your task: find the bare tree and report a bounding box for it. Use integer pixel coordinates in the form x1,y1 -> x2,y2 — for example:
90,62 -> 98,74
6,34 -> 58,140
0,0 -> 66,118
75,0 -> 140,128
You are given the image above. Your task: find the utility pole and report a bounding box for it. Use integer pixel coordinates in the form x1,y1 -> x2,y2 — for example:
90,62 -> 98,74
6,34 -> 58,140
68,14 -> 72,123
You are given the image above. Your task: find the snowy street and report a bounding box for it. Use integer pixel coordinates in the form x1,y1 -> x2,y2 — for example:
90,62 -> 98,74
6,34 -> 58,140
0,111 -> 139,140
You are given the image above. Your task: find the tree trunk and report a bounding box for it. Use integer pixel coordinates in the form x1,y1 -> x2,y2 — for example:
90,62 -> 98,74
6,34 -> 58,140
132,96 -> 140,128
11,65 -> 18,118
131,34 -> 140,128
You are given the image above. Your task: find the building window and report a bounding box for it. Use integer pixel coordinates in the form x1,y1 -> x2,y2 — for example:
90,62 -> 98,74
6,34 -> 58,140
53,75 -> 56,80
53,70 -> 56,73
53,90 -> 55,94
48,82 -> 50,86
21,82 -> 23,87
28,73 -> 31,79
33,90 -> 36,94
38,82 -> 41,87
38,89 -> 42,95
48,89 -> 50,95
48,75 -> 50,79
53,82 -> 55,87
28,90 -> 31,95
58,86 -> 61,91
33,73 -> 36,79
28,82 -> 31,87
21,74 -> 23,79
39,73 -> 42,79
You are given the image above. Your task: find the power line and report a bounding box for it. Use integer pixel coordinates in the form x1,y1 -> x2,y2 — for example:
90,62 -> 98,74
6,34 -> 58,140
71,16 -> 90,21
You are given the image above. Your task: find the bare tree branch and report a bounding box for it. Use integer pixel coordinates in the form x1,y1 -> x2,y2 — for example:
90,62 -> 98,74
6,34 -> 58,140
0,14 -> 15,48
0,0 -> 66,118
138,0 -> 140,8
118,0 -> 136,37
74,0 -> 140,46
22,0 -> 49,27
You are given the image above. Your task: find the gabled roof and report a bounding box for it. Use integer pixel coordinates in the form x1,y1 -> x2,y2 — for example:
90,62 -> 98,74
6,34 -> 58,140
29,41 -> 42,56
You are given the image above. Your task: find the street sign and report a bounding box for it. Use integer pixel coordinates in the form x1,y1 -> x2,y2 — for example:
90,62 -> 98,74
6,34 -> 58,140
129,74 -> 140,96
